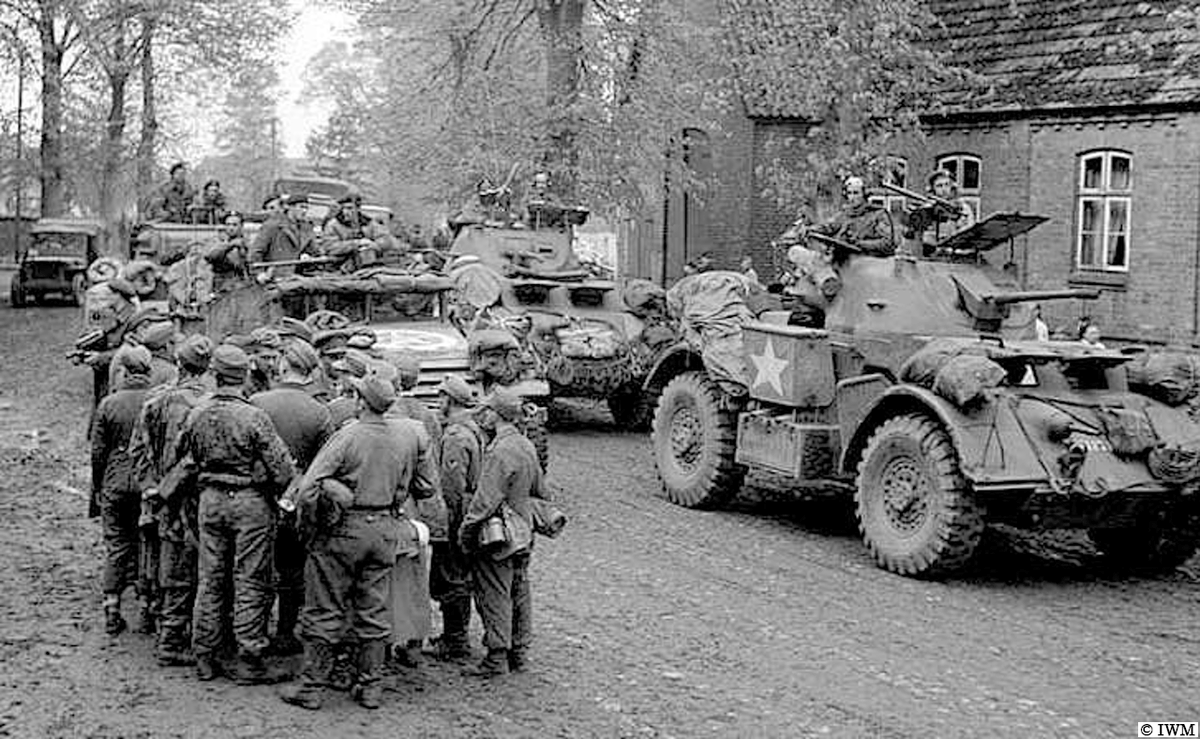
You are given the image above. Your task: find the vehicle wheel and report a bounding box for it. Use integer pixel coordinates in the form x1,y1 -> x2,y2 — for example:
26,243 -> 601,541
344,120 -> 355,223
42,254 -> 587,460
71,274 -> 87,307
652,371 -> 744,508
9,280 -> 25,308
1089,521 -> 1200,575
608,385 -> 658,431
855,413 -> 984,577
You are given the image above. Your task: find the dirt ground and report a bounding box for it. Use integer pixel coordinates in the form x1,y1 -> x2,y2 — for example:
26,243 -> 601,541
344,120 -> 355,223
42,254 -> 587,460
1,305 -> 1198,739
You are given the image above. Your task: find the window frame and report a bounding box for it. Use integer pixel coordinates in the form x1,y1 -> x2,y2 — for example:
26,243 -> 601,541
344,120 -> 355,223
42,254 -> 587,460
1074,150 -> 1132,274
936,153 -> 982,225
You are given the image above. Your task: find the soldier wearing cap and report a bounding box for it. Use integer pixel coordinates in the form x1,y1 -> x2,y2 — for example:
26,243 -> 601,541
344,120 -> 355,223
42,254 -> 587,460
176,344 -> 297,683
148,162 -> 197,223
804,175 -> 896,258
91,345 -> 156,636
279,372 -> 436,711
127,335 -> 214,664
250,194 -> 320,276
427,376 -> 484,661
246,327 -> 285,396
108,320 -> 179,392
458,389 -> 543,676
251,339 -> 335,655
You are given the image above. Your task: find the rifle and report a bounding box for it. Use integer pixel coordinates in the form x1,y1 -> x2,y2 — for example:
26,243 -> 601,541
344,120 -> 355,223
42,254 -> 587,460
66,328 -> 108,364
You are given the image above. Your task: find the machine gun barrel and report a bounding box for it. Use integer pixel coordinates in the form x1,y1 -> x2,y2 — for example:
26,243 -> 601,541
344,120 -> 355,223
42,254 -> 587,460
988,288 -> 1100,305
806,231 -> 862,254
881,181 -> 960,213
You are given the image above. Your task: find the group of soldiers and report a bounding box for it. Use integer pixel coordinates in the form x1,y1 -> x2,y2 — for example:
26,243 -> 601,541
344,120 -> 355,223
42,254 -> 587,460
89,314 -> 548,711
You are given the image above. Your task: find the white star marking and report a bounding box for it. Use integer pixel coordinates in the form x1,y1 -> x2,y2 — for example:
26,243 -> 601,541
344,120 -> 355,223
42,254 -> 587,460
750,337 -> 789,395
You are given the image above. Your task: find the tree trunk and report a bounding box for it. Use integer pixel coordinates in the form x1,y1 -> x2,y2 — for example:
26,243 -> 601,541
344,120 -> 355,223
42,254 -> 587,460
37,22 -> 67,217
100,27 -> 130,257
135,16 -> 158,220
537,0 -> 585,196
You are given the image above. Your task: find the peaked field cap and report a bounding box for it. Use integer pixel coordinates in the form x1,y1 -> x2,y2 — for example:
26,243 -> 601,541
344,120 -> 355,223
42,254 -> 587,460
139,321 -> 176,350
438,376 -> 477,406
350,373 -> 396,413
212,344 -> 251,378
282,340 -> 320,374
480,389 -> 523,422
119,345 -> 153,376
176,335 -> 214,371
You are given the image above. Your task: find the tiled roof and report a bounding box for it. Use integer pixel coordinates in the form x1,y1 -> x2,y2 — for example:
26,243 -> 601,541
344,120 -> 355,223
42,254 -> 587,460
734,0 -> 1200,118
932,0 -> 1200,112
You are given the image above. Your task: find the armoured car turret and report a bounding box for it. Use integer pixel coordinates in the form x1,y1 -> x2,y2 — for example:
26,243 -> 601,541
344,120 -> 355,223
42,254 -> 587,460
448,212 -> 677,428
646,213 -> 1200,577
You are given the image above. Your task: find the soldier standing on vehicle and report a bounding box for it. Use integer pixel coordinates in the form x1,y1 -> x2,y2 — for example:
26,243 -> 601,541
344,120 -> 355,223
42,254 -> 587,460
458,390 -> 542,676
177,344 -> 297,683
279,373 -> 436,711
149,163 -> 198,224
250,195 -> 320,277
205,211 -> 251,294
250,340 -> 335,656
806,175 -> 896,258
428,377 -> 483,661
91,346 -> 156,636
193,179 -> 229,225
128,336 -> 214,665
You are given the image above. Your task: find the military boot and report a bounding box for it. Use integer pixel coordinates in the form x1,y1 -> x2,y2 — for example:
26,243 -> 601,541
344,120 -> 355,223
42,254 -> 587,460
508,648 -> 529,673
103,596 -> 127,637
429,600 -> 472,661
268,590 -> 303,656
136,596 -> 158,635
279,642 -> 335,711
234,652 -> 292,686
195,653 -> 221,682
351,640 -> 388,710
463,649 -> 509,678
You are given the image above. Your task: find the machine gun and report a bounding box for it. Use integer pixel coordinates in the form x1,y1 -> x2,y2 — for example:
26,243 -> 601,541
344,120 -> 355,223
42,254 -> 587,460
952,275 -> 1099,333
807,231 -> 863,255
881,181 -> 963,219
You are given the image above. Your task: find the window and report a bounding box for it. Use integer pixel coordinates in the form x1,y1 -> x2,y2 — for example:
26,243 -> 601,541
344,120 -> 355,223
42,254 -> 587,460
936,154 -> 982,223
1075,151 -> 1131,272
869,155 -> 909,214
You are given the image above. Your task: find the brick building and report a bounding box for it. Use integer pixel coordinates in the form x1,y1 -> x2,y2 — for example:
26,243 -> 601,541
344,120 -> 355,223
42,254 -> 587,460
645,0 -> 1200,344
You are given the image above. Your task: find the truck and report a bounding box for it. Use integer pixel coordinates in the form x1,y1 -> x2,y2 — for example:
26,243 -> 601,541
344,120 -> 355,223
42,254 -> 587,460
646,213 -> 1200,577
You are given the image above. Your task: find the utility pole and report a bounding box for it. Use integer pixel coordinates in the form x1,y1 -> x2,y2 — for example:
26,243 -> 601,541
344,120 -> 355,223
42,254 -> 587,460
15,42 -> 24,259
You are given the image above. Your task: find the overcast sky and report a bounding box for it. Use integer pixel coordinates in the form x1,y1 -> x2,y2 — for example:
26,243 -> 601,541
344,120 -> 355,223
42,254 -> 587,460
277,1 -> 355,157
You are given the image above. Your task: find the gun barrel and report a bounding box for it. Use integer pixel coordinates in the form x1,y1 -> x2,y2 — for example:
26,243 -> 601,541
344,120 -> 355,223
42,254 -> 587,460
249,257 -> 339,270
881,181 -> 959,211
989,289 -> 1100,305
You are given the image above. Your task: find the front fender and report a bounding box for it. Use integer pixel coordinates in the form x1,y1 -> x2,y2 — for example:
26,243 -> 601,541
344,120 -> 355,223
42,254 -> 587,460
841,385 -> 1050,490
641,342 -> 705,393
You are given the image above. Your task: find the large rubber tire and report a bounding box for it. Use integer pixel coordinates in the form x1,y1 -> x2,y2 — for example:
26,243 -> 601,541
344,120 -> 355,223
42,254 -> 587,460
9,280 -> 25,308
608,385 -> 658,431
1089,522 -> 1200,575
71,274 -> 87,307
652,371 -> 744,508
855,413 -> 984,577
